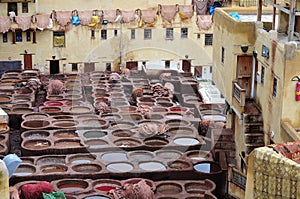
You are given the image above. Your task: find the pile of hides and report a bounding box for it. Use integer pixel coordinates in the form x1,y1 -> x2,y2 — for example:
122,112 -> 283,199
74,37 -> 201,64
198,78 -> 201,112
138,123 -> 167,138
20,181 -> 54,199
108,179 -> 155,199
151,83 -> 174,98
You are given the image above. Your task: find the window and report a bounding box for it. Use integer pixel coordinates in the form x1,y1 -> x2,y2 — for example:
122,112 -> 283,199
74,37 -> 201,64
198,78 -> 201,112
26,31 -> 30,42
16,30 -> 22,42
131,29 -> 135,39
181,28 -> 188,38
197,33 -> 201,39
22,2 -> 28,13
144,29 -> 152,39
262,45 -> 269,58
53,31 -> 65,47
261,66 -> 265,84
205,34 -> 213,46
33,31 -> 36,43
101,29 -> 107,40
114,29 -> 118,37
273,77 -> 277,97
3,33 -> 7,43
72,63 -> 78,72
106,63 -> 111,71
91,30 -> 95,38
7,3 -> 17,16
166,28 -> 173,39
165,60 -> 170,69
221,47 -> 225,64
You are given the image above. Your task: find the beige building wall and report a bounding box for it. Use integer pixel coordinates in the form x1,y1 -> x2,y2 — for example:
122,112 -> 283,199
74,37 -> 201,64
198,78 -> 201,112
212,8 -> 300,168
0,0 -> 213,74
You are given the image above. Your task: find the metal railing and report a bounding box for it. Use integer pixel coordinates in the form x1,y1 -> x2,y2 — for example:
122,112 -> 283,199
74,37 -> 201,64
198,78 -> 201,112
232,80 -> 246,107
228,165 -> 247,190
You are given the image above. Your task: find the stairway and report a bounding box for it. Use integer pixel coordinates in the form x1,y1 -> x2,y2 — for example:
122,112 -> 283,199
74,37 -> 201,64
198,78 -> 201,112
243,101 -> 264,155
211,128 -> 236,165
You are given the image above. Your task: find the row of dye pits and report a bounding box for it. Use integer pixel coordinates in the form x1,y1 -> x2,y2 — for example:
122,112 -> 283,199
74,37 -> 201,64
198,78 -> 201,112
20,125 -> 207,154
14,178 -> 217,199
21,111 -> 195,130
13,149 -> 216,178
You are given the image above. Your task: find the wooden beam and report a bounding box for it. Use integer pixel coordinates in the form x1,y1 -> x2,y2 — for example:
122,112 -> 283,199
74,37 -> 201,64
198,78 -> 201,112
288,0 -> 296,41
257,0 -> 262,21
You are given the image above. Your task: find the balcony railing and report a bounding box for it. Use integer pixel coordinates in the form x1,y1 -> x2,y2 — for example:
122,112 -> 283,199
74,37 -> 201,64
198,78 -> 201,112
232,80 -> 246,107
228,165 -> 247,190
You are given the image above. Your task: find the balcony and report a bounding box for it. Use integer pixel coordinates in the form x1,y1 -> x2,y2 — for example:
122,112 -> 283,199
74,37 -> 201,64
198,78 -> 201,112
232,80 -> 246,114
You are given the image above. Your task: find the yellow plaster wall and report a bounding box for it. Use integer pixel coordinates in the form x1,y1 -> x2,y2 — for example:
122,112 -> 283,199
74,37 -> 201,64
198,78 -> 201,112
0,0 -> 213,74
212,8 -> 255,102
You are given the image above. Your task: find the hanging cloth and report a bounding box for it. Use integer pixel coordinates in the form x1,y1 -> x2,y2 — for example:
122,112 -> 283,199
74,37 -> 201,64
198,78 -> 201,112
88,15 -> 98,27
103,10 -> 117,23
122,10 -> 136,23
141,9 -> 157,24
78,10 -> 93,25
178,5 -> 194,20
197,15 -> 212,30
0,16 -> 11,33
71,10 -> 80,26
56,11 -> 72,26
192,0 -> 209,15
15,16 -> 32,31
35,14 -> 50,30
160,5 -> 178,23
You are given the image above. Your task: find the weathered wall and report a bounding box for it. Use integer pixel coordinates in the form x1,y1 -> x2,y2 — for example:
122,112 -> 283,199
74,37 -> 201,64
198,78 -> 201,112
0,0 -> 213,74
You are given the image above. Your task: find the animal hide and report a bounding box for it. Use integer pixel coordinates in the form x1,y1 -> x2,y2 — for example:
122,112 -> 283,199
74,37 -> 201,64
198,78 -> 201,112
160,5 -> 177,23
78,10 -> 93,25
192,0 -> 209,15
178,5 -> 194,19
197,15 -> 212,30
141,9 -> 157,24
122,10 -> 136,23
103,10 -> 117,23
15,16 -> 32,31
35,14 -> 50,30
56,11 -> 72,26
0,16 -> 11,33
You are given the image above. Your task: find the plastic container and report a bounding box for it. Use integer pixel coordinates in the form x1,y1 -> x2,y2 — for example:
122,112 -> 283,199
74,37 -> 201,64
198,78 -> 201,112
3,154 -> 22,178
0,159 -> 9,199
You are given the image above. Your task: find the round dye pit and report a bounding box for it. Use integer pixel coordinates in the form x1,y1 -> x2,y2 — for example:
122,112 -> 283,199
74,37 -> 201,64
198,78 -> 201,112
72,164 -> 102,173
81,119 -> 108,128
23,139 -> 51,149
40,106 -> 62,113
41,164 -> 68,173
22,113 -> 49,120
165,113 -> 183,119
52,120 -> 78,128
144,138 -> 169,147
54,139 -> 82,148
36,156 -> 66,165
57,180 -> 89,194
184,180 -> 216,193
21,120 -> 50,129
83,130 -> 107,139
139,161 -> 166,171
22,130 -> 50,139
111,129 -> 135,137
106,162 -> 133,173
114,138 -> 141,147
53,130 -> 78,138
167,127 -> 195,136
168,160 -> 191,170
174,137 -> 200,146
68,154 -> 96,164
128,151 -> 154,162
193,162 -> 222,174
83,195 -> 111,199
69,106 -> 92,114
101,114 -> 121,121
101,152 -> 128,162
14,164 -> 36,176
85,139 -> 108,149
156,182 -> 183,194
93,179 -> 121,192
44,100 -> 64,107
156,150 -> 182,159
186,151 -> 212,161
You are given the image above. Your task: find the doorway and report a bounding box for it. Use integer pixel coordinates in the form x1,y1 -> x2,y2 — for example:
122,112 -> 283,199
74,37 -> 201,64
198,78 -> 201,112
50,60 -> 59,74
126,61 -> 138,70
236,55 -> 253,98
23,54 -> 32,70
182,59 -> 191,72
